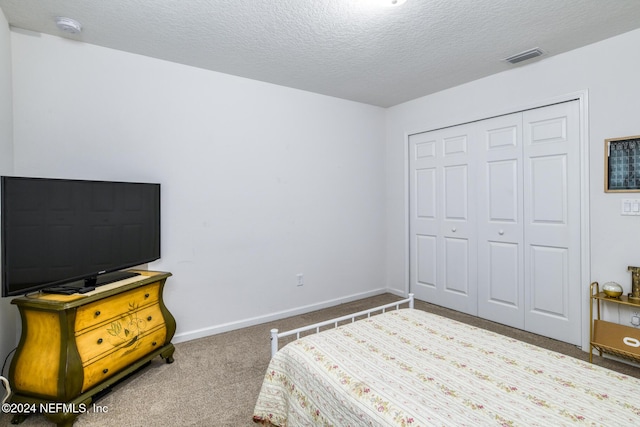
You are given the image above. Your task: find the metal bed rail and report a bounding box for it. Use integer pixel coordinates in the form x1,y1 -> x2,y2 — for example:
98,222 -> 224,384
270,293 -> 414,357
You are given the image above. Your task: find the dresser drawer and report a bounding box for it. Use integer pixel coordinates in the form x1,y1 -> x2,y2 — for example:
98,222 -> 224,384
75,282 -> 161,333
76,303 -> 165,364
82,326 -> 167,392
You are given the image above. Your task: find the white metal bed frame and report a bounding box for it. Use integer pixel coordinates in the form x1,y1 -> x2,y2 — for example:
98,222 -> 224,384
270,293 -> 414,357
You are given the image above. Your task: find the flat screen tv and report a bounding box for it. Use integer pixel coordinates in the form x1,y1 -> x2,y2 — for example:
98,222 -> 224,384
1,176 -> 161,297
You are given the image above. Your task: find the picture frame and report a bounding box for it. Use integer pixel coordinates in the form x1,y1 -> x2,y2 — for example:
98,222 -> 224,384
605,135 -> 640,192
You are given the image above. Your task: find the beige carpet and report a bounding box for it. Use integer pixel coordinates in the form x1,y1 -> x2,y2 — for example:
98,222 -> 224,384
1,294 -> 638,427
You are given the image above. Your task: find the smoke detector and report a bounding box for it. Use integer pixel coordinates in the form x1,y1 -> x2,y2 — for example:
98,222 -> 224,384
55,17 -> 82,34
503,48 -> 544,64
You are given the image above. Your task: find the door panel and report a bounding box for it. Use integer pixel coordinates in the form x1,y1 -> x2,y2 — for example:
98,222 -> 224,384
530,155 -> 567,225
410,127 -> 476,315
444,135 -> 467,156
444,165 -> 468,220
410,133 -> 439,304
529,245 -> 569,318
416,235 -> 437,288
529,116 -> 567,144
416,139 -> 436,159
488,242 -> 519,306
477,113 -> 524,328
444,237 -> 469,295
488,160 -> 518,222
439,129 -> 476,313
416,169 -> 436,219
524,102 -> 581,345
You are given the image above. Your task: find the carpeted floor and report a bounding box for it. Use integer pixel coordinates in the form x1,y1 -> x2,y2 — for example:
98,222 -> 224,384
1,293 -> 638,426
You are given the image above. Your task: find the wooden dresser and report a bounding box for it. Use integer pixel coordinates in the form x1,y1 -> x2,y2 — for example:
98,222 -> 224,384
8,270 -> 176,427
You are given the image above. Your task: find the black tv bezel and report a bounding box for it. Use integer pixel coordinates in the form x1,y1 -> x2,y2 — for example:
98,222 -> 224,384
1,176 -> 161,297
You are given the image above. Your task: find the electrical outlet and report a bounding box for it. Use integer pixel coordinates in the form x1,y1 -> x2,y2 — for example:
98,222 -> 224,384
297,273 -> 304,287
631,312 -> 640,327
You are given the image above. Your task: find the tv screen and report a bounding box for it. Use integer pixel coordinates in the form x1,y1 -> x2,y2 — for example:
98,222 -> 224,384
1,176 -> 161,297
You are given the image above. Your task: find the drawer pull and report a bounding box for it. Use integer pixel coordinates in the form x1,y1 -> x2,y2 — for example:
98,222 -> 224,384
147,316 -> 152,321
152,341 -> 157,346
97,338 -> 103,344
95,310 -> 101,317
145,293 -> 150,298
102,368 -> 109,374
623,337 -> 640,348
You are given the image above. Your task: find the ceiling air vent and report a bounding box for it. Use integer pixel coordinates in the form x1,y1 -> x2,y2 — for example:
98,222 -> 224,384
503,48 -> 544,64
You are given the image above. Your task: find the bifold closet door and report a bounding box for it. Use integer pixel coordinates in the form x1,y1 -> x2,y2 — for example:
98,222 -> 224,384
477,113 -> 525,329
476,102 -> 581,342
522,101 -> 581,345
409,100 -> 582,345
409,127 -> 477,315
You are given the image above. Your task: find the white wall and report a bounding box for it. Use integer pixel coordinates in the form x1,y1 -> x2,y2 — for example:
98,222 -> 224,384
9,23 -> 640,356
0,9 -> 15,370
9,31 -> 387,342
385,28 -> 640,348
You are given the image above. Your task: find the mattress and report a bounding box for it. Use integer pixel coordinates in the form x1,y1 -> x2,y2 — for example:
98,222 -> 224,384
253,308 -> 640,426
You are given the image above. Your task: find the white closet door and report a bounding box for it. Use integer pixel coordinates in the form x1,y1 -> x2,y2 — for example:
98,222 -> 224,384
409,132 -> 439,304
409,127 -> 477,315
523,101 -> 581,345
477,113 -> 524,328
409,100 -> 582,345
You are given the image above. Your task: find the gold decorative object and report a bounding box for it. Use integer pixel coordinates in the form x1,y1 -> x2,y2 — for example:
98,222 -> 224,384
628,266 -> 640,304
602,282 -> 623,298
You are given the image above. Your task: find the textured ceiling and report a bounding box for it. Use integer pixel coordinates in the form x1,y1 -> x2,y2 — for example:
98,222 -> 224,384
1,0 -> 640,107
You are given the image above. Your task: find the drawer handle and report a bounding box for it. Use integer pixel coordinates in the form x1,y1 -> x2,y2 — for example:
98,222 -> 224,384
498,230 -> 505,235
95,310 -> 101,317
147,316 -> 152,321
623,337 -> 640,348
152,341 -> 157,346
102,368 -> 109,374
97,338 -> 103,344
145,293 -> 150,298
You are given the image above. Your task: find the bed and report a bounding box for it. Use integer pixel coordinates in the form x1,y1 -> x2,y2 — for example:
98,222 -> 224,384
253,295 -> 640,426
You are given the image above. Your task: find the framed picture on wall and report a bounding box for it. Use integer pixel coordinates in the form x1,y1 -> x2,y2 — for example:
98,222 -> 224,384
605,135 -> 640,192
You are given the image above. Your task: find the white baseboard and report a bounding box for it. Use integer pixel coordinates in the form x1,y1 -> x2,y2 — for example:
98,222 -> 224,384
172,287 -> 398,344
385,287 -> 407,298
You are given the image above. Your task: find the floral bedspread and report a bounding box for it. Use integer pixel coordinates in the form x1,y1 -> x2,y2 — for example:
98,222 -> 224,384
253,309 -> 640,426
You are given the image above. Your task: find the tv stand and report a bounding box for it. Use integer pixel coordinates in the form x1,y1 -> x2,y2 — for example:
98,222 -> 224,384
8,270 -> 175,427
